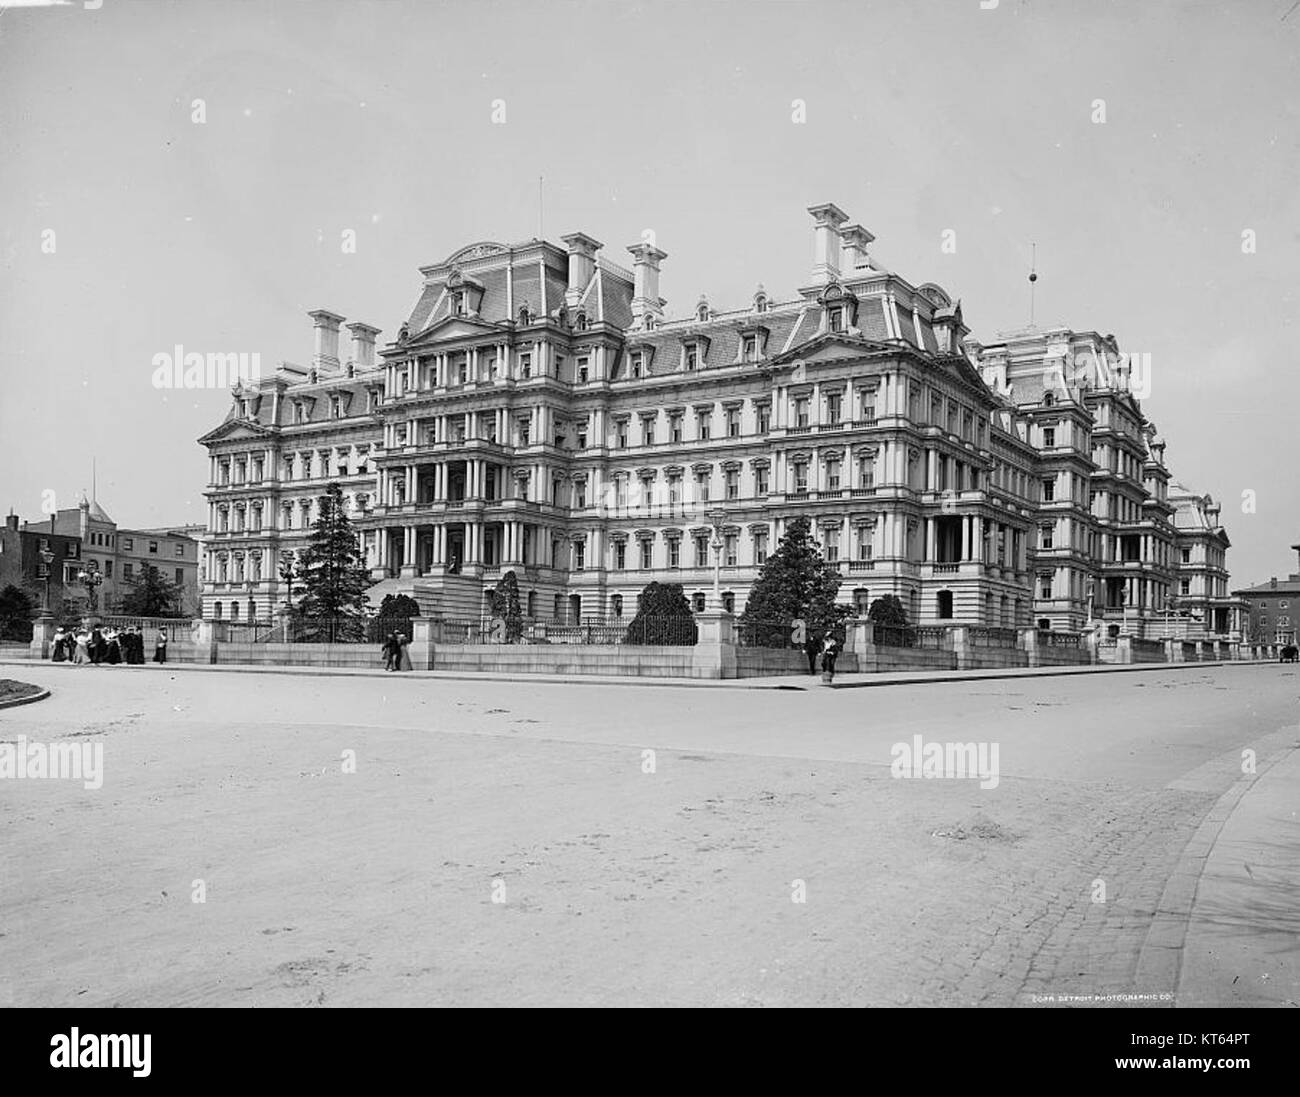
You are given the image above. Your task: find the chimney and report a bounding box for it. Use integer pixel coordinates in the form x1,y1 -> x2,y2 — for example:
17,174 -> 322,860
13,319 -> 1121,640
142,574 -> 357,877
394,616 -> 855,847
627,241 -> 667,324
807,202 -> 849,284
345,322 -> 381,371
561,233 -> 602,309
308,309 -> 345,374
840,223 -> 876,271
5,513 -> 17,532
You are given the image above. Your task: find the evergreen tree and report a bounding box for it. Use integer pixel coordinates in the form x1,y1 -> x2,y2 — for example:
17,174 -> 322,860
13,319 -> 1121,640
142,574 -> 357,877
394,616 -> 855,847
120,565 -> 184,618
739,515 -> 851,646
289,483 -> 371,642
0,584 -> 36,641
486,570 -> 525,642
624,581 -> 698,645
867,594 -> 908,627
369,593 -> 420,643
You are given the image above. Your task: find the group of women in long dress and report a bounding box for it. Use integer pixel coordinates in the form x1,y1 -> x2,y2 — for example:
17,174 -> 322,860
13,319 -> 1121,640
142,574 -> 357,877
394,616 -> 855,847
381,631 -> 412,671
50,625 -> 167,665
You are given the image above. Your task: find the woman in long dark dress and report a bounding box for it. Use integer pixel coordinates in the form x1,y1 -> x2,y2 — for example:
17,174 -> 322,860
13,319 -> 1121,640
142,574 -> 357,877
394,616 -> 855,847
52,628 -> 68,661
153,629 -> 168,663
105,629 -> 122,665
396,633 -> 413,672
89,627 -> 105,664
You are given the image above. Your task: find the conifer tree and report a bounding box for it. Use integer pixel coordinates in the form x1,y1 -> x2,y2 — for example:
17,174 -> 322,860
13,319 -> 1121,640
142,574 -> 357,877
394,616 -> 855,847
739,515 -> 850,646
487,569 -> 525,642
289,483 -> 371,642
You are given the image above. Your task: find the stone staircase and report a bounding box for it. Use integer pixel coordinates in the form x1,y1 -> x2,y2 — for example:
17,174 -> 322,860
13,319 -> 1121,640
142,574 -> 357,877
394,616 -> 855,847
364,573 -> 486,619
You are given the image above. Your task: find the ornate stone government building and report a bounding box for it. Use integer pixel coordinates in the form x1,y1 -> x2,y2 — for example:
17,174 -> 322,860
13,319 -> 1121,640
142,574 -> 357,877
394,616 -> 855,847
198,202 -> 1239,639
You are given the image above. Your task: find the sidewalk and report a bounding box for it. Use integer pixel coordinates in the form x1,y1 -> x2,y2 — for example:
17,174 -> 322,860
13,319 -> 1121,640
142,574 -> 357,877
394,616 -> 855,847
1174,744 -> 1300,1007
0,655 -> 1275,691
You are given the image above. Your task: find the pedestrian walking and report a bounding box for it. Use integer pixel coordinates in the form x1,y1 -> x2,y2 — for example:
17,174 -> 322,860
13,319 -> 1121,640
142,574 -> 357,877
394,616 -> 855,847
396,632 -> 412,672
72,628 -> 90,665
381,631 -> 398,671
153,629 -> 168,664
89,627 -> 104,664
105,628 -> 122,665
804,633 -> 820,675
51,627 -> 68,662
821,634 -> 839,683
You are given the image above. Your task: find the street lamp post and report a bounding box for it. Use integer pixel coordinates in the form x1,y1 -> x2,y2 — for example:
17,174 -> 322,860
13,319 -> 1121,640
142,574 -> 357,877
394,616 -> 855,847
77,563 -> 103,618
38,547 -> 54,612
709,508 -> 727,611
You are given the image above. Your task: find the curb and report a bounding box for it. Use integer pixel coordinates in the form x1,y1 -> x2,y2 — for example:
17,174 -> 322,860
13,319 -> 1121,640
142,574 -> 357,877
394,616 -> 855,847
1133,740 -> 1298,1005
823,659 -> 1277,688
0,656 -> 1280,691
0,686 -> 51,710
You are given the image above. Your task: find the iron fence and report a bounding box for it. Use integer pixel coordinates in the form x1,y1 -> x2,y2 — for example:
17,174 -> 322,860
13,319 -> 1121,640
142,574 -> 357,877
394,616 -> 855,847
1042,631 -> 1081,647
98,615 -> 193,643
969,626 -> 1020,648
873,624 -> 916,648
914,627 -> 952,650
736,620 -> 796,649
428,615 -> 698,646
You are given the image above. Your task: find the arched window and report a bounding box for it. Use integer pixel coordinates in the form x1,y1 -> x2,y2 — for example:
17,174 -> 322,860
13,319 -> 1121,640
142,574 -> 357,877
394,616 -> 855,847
518,305 -> 532,325
1043,392 -> 1055,407
575,311 -> 587,331
692,592 -> 706,613
213,602 -> 223,620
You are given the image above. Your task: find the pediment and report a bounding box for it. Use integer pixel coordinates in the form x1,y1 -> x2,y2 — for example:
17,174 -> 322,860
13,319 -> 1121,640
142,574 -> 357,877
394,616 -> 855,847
197,418 -> 275,444
404,314 -> 501,347
773,332 -> 897,369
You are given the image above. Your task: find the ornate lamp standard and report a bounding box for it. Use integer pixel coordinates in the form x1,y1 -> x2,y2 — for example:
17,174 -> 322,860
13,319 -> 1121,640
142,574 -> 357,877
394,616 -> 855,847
77,561 -> 103,616
708,508 -> 727,611
38,546 -> 55,612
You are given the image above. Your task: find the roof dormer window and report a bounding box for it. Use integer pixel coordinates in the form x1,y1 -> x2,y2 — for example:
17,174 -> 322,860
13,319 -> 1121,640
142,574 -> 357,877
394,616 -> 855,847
828,307 -> 844,333
696,297 -> 710,323
518,305 -> 532,326
575,311 -> 588,331
685,346 -> 698,371
754,286 -> 769,313
453,293 -> 466,316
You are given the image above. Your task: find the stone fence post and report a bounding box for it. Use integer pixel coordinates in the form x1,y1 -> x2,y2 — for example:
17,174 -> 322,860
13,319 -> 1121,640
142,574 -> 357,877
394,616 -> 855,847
1020,627 -> 1039,668
951,626 -> 971,671
1116,635 -> 1133,664
29,612 -> 55,660
193,619 -> 227,664
692,611 -> 737,679
410,619 -> 433,670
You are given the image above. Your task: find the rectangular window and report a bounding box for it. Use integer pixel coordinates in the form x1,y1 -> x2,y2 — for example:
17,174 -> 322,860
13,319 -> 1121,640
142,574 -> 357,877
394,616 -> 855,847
756,467 -> 769,495
694,535 -> 709,568
123,563 -> 133,580
640,541 -> 653,569
726,408 -> 740,437
1040,525 -> 1054,550
685,347 -> 698,371
754,531 -> 768,564
695,472 -> 710,502
123,537 -> 133,551
757,405 -> 770,433
519,352 -> 532,378
697,412 -> 711,440
1043,427 -> 1056,448
743,335 -> 759,361
573,542 -> 585,571
104,560 -> 114,578
149,540 -> 159,554
794,464 -> 808,493
826,394 -> 841,425
725,469 -> 739,500
724,534 -> 737,567
668,476 -> 682,508
614,542 -> 626,570
857,527 -> 873,560
670,415 -> 683,443
631,353 -> 643,378
668,540 -> 680,568
577,357 -> 589,384
1180,578 -> 1191,595
575,483 -> 587,509
795,398 -> 809,428
859,458 -> 875,488
1040,575 -> 1053,599
617,421 -> 628,449
175,568 -> 185,585
827,461 -> 841,491
823,528 -> 839,562
642,418 -> 655,446
1043,479 -> 1055,501
828,308 -> 843,332
1181,548 -> 1191,563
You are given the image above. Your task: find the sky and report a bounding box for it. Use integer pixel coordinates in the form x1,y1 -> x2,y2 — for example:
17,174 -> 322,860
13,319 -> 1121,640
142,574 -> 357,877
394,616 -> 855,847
1,0 -> 1298,587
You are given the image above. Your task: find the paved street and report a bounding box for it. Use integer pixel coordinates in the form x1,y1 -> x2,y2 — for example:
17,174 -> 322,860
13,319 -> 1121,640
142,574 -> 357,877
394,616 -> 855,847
2,662 -> 1296,1007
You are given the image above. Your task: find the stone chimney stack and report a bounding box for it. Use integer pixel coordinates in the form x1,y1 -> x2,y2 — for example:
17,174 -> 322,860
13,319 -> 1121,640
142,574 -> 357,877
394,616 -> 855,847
627,241 -> 668,324
808,203 -> 849,284
309,309 -> 345,374
561,233 -> 603,309
345,322 -> 381,371
840,223 -> 876,272
5,512 -> 17,532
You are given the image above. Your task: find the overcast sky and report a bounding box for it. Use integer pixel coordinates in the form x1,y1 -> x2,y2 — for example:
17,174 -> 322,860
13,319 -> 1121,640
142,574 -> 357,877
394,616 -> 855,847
1,0 -> 1297,586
